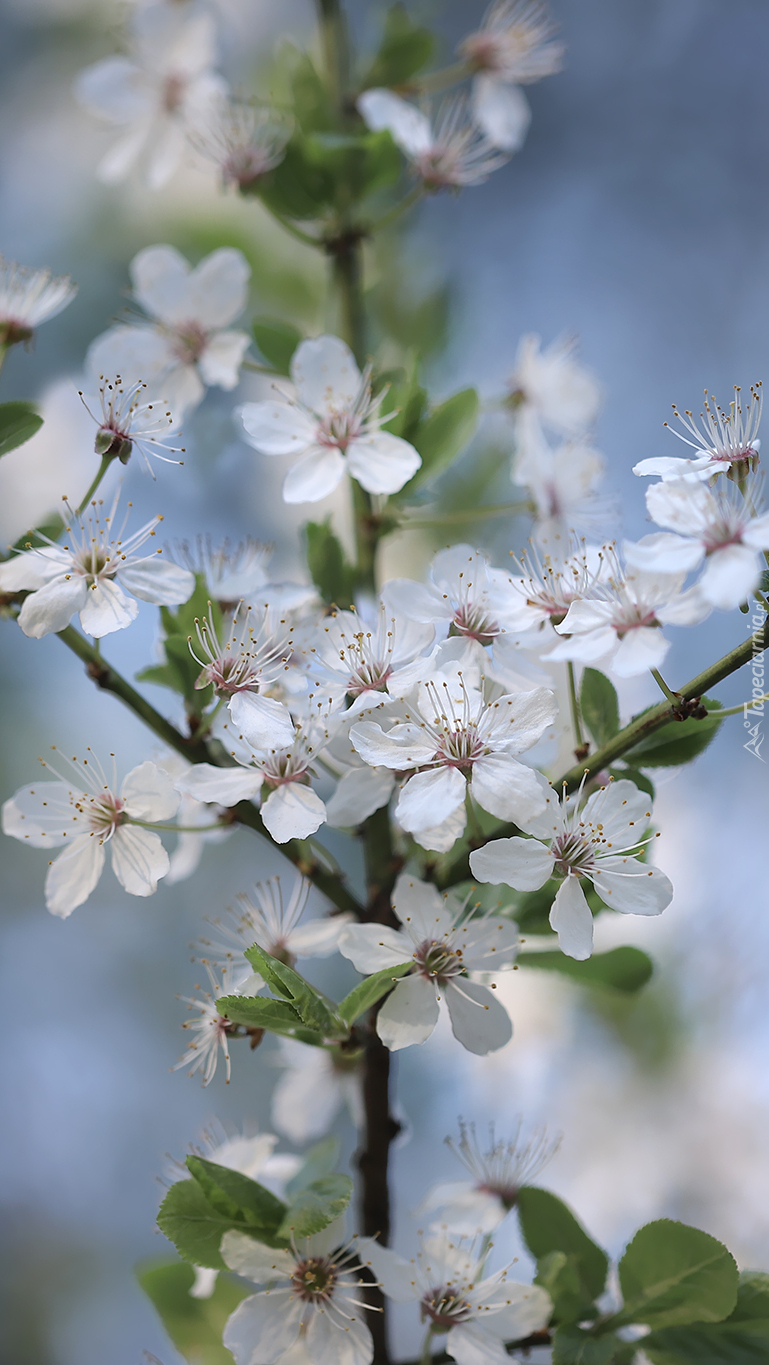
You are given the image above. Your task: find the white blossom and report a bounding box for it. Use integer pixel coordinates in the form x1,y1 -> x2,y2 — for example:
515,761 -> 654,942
338,873 -> 519,1055
174,962 -> 252,1087
271,1037 -> 364,1144
502,540 -> 608,638
87,245 -> 251,414
239,335 -> 421,504
0,255 -> 77,345
189,93 -> 290,191
623,477 -> 769,611
350,657 -> 556,852
470,775 -> 673,961
634,385 -> 762,482
75,4 -> 227,188
358,89 -> 510,189
2,750 -> 180,916
549,557 -> 709,677
0,491 -> 195,640
302,596 -> 435,716
460,0 -> 564,152
358,1232 -> 551,1365
172,535 -> 317,614
155,750 -> 229,885
508,333 -> 601,438
384,545 -> 525,646
189,604 -> 296,751
222,1224 -> 374,1365
79,375 -> 183,474
197,873 -> 352,978
322,714 -> 397,830
512,411 -> 609,545
417,1119 -> 559,1235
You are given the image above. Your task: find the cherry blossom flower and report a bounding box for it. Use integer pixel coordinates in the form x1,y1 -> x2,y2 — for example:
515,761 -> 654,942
239,335 -> 421,504
154,751 -> 229,885
174,962 -> 255,1087
2,750 -> 180,916
416,1119 -> 559,1235
189,94 -> 290,192
460,0 -> 564,152
0,255 -> 77,347
221,1223 -> 374,1365
87,245 -> 251,414
549,558 -> 709,676
507,333 -> 601,439
512,412 -> 609,545
470,775 -> 673,960
358,89 -> 509,189
358,1232 -> 551,1365
197,873 -> 352,976
349,658 -> 556,852
634,385 -> 762,483
75,4 -> 227,189
302,597 -> 435,716
502,540 -> 608,638
0,492 -> 195,640
339,873 -> 519,1054
79,375 -> 183,474
623,477 -> 769,611
271,1038 -> 365,1144
384,546 -> 524,646
189,605 -> 296,751
172,536 -> 316,615
176,713 -> 333,843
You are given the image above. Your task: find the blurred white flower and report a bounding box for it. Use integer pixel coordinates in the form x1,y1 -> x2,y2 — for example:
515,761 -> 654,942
2,751 -> 179,916
460,0 -> 564,152
0,380 -> 94,546
417,1119 -> 559,1235
189,93 -> 290,192
197,872 -> 352,974
222,1224 -> 374,1365
0,255 -> 77,346
508,333 -> 601,438
87,245 -> 251,414
358,1231 -> 551,1363
634,384 -> 762,483
0,490 -> 195,639
174,962 -> 252,1087
624,476 -> 769,610
154,750 -> 229,885
358,89 -> 509,189
75,3 -> 227,189
339,873 -> 519,1054
512,412 -> 608,545
271,1037 -> 364,1143
240,335 -> 421,504
470,775 -> 673,960
303,597 -> 435,716
79,375 -> 184,474
172,535 -> 316,614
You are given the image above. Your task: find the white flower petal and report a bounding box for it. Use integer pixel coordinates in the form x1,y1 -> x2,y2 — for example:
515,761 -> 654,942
0,548 -> 69,592
611,625 -> 670,678
290,335 -> 361,413
395,766 -> 467,833
357,88 -> 433,157
272,1046 -> 347,1142
305,1301 -> 373,1365
118,556 -> 195,605
221,1230 -> 295,1282
239,400 -> 317,455
110,825 -> 169,896
184,248 -> 250,329
592,858 -> 673,916
227,692 -> 295,750
283,445 -> 347,503
346,432 -> 421,495
78,578 -> 139,638
356,1239 -> 418,1303
376,973 -> 440,1050
392,872 -> 455,939
411,802 -> 467,853
416,1182 -> 505,1236
198,330 -> 251,388
470,836 -> 554,891
742,511 -> 769,550
381,578 -> 450,625
470,754 -> 546,825
482,1282 -> 553,1338
2,782 -> 85,848
444,979 -> 512,1055
175,762 -> 263,805
75,57 -> 150,123
121,760 -> 181,821
223,1289 -> 302,1365
146,118 -> 187,190
549,876 -> 593,960
260,784 -> 326,842
446,1319 -> 509,1365
472,74 -> 531,152
324,766 -> 394,827
338,923 -> 413,973
481,687 -> 558,752
45,834 -> 106,917
189,1267 -> 219,1299
699,543 -> 761,609
17,574 -> 88,638
287,915 -> 353,957
350,721 -> 436,769
623,531 -> 704,575
86,322 -> 177,391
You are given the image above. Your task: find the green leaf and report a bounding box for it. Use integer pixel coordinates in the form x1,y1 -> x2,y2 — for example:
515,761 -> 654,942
303,131 -> 401,200
732,1273 -> 769,1322
379,366 -> 428,442
0,400 -> 43,457
215,993 -> 326,1045
305,518 -> 356,606
643,1270 -> 769,1363
135,662 -> 183,693
244,943 -> 345,1037
580,669 -> 620,748
361,3 -> 435,87
252,317 -> 302,375
186,1157 -> 287,1245
553,1326 -> 631,1364
138,1259 -> 248,1365
277,1174 -> 353,1240
259,139 -> 335,219
624,700 -> 724,768
536,1250 -> 597,1326
517,1187 -> 608,1301
409,389 -> 479,489
337,961 -> 413,1024
519,947 -> 654,994
285,1138 -> 341,1199
617,1219 -> 739,1329
157,1180 -> 248,1270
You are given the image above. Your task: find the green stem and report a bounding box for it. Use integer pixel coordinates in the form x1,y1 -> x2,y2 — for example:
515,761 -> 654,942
369,185 -> 424,234
411,60 -> 471,93
420,1328 -> 434,1365
401,500 -> 532,529
650,667 -> 677,702
267,212 -> 323,248
436,614 -> 769,890
710,690 -> 769,718
76,454 -> 113,515
130,820 -> 232,833
566,661 -> 585,752
0,343 -> 8,378
54,624 -> 364,918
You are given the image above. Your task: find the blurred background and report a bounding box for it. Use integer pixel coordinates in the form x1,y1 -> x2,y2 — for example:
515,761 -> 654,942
1,0 -> 769,1361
